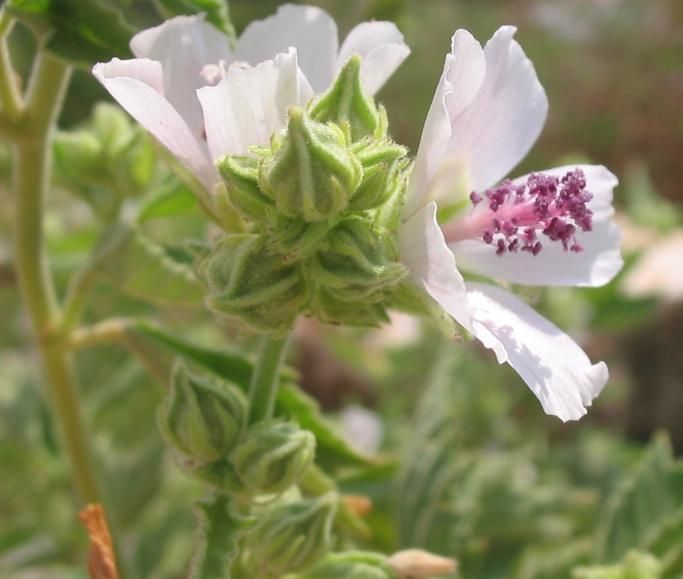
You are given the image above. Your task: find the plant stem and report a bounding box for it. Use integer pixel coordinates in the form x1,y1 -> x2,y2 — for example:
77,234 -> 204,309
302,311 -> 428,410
0,9 -> 23,121
247,334 -> 291,424
12,51 -> 102,506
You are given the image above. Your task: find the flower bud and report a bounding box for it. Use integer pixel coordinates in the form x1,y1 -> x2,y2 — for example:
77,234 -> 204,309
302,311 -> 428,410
349,139 -> 409,211
230,421 -> 315,495
158,364 -> 247,464
387,549 -> 457,578
216,153 -> 274,222
310,55 -> 382,141
259,107 -> 362,221
301,551 -> 396,579
189,459 -> 243,494
311,217 -> 406,306
242,493 -> 337,577
199,234 -> 306,335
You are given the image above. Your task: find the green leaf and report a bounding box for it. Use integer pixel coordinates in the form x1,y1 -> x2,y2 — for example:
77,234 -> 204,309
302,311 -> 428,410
642,503 -> 683,576
137,180 -> 198,223
126,321 -> 375,468
596,435 -> 683,564
92,224 -> 203,306
154,0 -> 235,41
8,0 -> 135,65
190,495 -> 246,579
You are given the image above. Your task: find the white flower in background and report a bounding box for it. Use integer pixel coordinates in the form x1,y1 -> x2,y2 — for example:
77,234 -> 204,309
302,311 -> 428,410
92,4 -> 409,192
400,26 -> 623,421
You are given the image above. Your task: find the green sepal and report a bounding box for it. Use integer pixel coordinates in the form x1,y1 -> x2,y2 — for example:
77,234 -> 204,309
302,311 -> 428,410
199,234 -> 306,335
230,421 -> 316,496
300,551 -> 397,579
242,493 -> 337,577
349,139 -> 408,211
259,108 -> 362,222
189,460 -> 243,495
312,217 -> 406,303
265,214 -> 335,263
217,154 -> 274,222
158,364 -> 247,464
310,55 -> 382,142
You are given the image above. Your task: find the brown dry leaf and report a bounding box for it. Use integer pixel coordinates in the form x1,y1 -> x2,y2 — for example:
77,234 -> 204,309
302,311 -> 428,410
79,503 -> 119,579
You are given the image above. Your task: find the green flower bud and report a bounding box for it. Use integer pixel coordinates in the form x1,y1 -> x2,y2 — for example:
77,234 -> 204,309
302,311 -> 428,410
242,494 -> 337,577
301,552 -> 396,579
312,289 -> 391,328
310,55 -> 381,141
349,139 -> 409,211
158,364 -> 247,464
259,107 -> 362,221
312,217 -> 406,304
199,234 -> 306,335
230,421 -> 315,495
216,153 -> 274,222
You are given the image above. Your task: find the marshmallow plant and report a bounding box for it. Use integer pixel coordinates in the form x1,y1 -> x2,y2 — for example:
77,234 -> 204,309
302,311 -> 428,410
2,0 -> 623,576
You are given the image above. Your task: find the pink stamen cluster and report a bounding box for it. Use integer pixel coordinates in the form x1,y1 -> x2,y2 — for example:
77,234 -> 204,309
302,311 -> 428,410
469,168 -> 594,256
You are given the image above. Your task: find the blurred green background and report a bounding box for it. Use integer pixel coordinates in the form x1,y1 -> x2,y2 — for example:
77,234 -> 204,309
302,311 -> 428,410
1,0 -> 683,577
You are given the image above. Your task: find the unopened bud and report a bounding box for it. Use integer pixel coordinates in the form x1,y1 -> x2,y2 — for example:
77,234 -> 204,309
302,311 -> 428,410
312,217 -> 406,306
189,459 -> 243,494
310,56 -> 381,141
243,493 -> 337,577
349,139 -> 409,211
216,154 -> 273,222
301,551 -> 396,579
231,421 -> 315,495
199,234 -> 306,335
387,549 -> 457,578
158,364 -> 247,464
259,107 -> 362,221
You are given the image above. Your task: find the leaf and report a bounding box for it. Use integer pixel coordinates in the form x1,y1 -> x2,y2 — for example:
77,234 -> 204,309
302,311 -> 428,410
189,495 -> 246,579
92,224 -> 203,306
154,0 -> 235,41
596,434 -> 683,564
8,0 -> 135,65
642,503 -> 683,576
125,321 -> 375,468
137,180 -> 198,223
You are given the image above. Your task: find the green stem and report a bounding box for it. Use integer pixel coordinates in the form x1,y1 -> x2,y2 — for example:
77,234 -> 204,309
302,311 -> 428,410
0,9 -> 23,122
12,51 -> 102,506
247,334 -> 291,424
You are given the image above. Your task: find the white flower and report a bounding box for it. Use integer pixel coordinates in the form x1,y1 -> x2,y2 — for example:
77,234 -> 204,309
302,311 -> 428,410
92,4 -> 409,192
399,26 -> 623,422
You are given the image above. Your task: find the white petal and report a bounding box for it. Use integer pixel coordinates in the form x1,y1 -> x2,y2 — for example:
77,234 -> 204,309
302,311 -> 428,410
93,58 -> 215,190
443,26 -> 548,193
399,202 -> 471,327
197,49 -> 314,159
404,30 -> 486,216
450,164 -> 623,287
465,282 -> 608,421
130,14 -> 232,141
236,4 -> 338,93
337,21 -> 410,96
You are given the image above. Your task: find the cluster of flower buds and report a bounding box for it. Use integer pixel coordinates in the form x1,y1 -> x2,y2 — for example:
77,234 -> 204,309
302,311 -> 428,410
200,56 -> 410,335
158,364 -> 315,497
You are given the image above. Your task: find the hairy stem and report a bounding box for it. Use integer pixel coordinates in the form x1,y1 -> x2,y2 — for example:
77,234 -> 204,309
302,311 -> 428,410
12,51 -> 102,506
247,334 -> 291,424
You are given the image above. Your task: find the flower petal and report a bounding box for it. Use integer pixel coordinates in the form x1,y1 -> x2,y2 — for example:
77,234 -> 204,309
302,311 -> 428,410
93,58 -> 215,190
404,29 -> 486,215
197,49 -> 314,159
465,282 -> 608,421
130,14 -> 232,142
450,165 -> 623,287
337,21 -> 410,96
399,202 -> 471,327
444,26 -> 548,193
236,4 -> 338,93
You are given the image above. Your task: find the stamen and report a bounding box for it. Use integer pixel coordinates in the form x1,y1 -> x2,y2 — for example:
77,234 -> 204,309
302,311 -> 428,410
444,168 -> 594,256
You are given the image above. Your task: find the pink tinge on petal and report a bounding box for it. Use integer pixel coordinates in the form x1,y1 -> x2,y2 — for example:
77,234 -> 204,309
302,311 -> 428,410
93,58 -> 216,191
